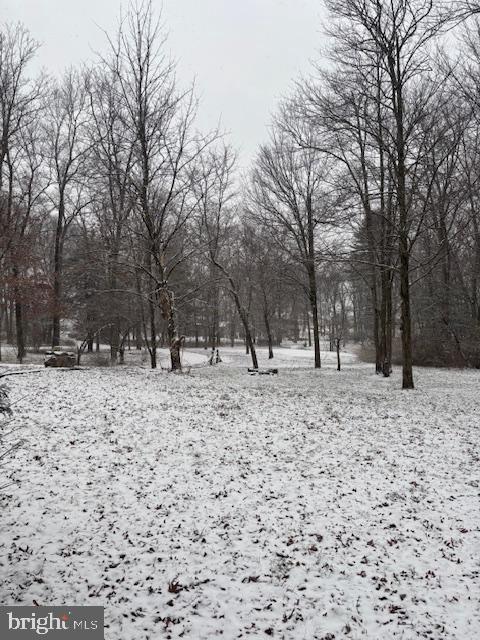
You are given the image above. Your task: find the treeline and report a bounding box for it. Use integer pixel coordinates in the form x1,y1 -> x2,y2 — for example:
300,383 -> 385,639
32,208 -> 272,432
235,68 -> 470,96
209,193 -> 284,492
1,1 -> 480,387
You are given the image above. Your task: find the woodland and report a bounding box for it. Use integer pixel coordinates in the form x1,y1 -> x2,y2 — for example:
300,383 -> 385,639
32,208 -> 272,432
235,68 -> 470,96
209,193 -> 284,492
1,1 -> 480,388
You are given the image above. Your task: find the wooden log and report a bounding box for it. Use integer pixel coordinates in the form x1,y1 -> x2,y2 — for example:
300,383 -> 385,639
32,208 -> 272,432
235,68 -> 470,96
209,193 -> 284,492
247,368 -> 278,375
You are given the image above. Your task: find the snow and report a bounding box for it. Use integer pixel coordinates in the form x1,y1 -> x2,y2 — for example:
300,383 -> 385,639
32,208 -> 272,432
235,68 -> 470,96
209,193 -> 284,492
0,348 -> 479,639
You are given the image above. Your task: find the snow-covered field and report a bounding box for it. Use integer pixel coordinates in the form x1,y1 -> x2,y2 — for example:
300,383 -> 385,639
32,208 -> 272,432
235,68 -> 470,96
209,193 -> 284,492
0,348 -> 479,639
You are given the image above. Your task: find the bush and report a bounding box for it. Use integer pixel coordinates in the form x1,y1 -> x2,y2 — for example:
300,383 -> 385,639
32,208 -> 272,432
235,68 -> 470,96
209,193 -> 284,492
0,385 -> 10,415
0,384 -> 22,492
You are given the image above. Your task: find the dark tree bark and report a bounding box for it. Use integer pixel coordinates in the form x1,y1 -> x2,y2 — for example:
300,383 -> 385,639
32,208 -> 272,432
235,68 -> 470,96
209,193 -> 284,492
238,305 -> 258,369
13,278 -> 25,363
306,194 -> 321,368
148,296 -> 157,370
393,76 -> 414,389
307,266 -> 321,368
263,309 -> 274,359
158,285 -> 183,371
51,205 -> 63,348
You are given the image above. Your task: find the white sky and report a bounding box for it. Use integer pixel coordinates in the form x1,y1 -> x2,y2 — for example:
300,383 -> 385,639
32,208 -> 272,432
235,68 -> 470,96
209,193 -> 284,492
0,0 -> 327,170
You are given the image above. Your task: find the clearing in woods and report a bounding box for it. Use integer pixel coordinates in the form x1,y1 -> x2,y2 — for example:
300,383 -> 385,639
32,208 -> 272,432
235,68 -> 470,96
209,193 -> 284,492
0,347 -> 478,639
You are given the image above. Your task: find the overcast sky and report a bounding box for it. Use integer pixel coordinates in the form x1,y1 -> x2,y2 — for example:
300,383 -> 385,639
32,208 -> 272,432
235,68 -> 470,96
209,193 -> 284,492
0,0 -> 327,169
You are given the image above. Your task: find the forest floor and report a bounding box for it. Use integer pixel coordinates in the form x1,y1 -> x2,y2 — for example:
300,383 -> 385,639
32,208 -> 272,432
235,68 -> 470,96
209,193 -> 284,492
0,347 -> 479,639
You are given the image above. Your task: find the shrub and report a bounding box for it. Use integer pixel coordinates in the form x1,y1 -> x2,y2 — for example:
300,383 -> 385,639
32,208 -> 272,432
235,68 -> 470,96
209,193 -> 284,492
0,384 -> 22,492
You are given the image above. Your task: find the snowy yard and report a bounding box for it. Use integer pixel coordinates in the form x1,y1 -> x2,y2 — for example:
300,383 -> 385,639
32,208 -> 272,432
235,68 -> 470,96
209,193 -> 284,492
0,349 -> 479,639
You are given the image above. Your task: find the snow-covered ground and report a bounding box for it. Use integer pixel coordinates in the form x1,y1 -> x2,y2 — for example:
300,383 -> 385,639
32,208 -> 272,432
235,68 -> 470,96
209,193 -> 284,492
0,348 -> 479,639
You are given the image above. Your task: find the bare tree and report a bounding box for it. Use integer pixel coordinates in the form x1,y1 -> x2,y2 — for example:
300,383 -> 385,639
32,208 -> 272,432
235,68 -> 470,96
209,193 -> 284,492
88,67 -> 135,363
196,145 -> 259,369
0,24 -> 43,361
312,0 -> 455,388
249,126 -> 332,369
285,59 -> 397,377
103,1 -> 216,370
46,69 -> 92,347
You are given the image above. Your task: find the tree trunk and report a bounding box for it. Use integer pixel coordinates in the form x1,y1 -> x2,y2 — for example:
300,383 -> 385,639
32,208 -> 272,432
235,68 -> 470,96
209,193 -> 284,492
307,266 -> 321,369
381,272 -> 393,377
399,248 -> 414,388
52,201 -> 64,348
170,336 -> 184,371
12,266 -> 25,363
135,323 -> 143,350
373,291 -> 382,374
7,299 -> 14,344
394,78 -> 414,389
306,307 -> 312,347
148,296 -> 157,369
231,290 -> 257,368
241,311 -> 258,368
211,285 -> 219,349
306,195 -> 321,369
14,299 -> 25,363
264,310 -> 274,359
158,285 -> 182,371
110,324 -> 119,364
230,313 -> 235,348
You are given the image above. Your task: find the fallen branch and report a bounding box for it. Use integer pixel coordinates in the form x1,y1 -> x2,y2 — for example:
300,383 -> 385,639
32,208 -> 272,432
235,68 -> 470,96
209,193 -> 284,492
0,369 -> 45,379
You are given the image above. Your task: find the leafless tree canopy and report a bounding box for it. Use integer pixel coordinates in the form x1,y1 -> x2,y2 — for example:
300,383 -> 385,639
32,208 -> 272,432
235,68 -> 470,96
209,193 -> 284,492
0,0 -> 479,386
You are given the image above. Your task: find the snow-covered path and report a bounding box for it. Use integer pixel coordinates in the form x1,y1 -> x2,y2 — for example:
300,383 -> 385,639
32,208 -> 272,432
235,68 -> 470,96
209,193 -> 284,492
0,360 -> 478,639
